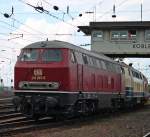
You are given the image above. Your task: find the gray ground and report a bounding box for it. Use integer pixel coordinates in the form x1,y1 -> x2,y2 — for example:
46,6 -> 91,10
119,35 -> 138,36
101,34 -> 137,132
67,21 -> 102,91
12,105 -> 150,137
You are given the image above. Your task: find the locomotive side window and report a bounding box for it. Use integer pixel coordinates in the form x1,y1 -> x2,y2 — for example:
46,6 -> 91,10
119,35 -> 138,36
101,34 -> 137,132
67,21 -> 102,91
132,71 -> 141,79
74,52 -> 83,64
71,51 -> 76,63
92,57 -> 98,67
82,54 -> 89,65
115,65 -> 121,73
42,49 -> 62,62
121,67 -> 125,74
19,49 -> 39,61
110,63 -> 117,72
88,56 -> 93,66
139,74 -> 143,79
98,60 -> 102,69
105,61 -> 112,71
101,60 -> 107,70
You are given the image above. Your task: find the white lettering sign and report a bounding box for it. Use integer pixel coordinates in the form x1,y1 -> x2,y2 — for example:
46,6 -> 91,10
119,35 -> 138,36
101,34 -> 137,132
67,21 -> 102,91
133,43 -> 150,49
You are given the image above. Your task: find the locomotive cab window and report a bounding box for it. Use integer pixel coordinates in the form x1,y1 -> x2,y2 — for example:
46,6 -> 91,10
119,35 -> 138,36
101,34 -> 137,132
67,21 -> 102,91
19,49 -> 39,61
42,49 -> 62,62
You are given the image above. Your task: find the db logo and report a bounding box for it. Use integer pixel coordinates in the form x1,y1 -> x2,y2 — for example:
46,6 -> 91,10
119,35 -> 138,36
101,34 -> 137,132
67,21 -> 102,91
33,69 -> 43,76
143,132 -> 150,137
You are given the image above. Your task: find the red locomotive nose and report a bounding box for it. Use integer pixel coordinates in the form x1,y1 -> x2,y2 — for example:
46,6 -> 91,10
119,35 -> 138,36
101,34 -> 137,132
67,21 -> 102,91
14,47 -> 70,91
15,66 -> 70,91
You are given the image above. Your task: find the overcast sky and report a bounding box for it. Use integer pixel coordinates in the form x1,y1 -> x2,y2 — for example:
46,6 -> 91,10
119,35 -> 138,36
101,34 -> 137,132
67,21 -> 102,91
0,0 -> 150,86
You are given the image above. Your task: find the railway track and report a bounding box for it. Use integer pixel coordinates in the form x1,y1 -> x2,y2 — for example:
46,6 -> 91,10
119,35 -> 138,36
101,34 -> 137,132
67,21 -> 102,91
0,97 -> 62,135
0,96 -> 67,135
0,105 -> 149,136
0,115 -> 63,135
0,97 -> 16,116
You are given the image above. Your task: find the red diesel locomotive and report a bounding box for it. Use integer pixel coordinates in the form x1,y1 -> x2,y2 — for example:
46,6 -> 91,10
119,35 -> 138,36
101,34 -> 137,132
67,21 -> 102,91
13,40 -> 148,118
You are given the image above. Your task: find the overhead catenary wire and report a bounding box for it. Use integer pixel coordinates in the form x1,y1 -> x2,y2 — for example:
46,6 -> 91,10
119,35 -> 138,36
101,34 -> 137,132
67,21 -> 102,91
0,19 -> 86,46
97,0 -> 130,20
77,0 -> 105,21
0,21 -> 37,46
0,10 -> 50,40
0,38 -> 24,47
12,18 -> 47,35
0,10 -> 52,41
0,0 -> 136,46
0,19 -> 46,42
42,0 -> 74,20
17,0 -> 78,29
0,16 -> 43,36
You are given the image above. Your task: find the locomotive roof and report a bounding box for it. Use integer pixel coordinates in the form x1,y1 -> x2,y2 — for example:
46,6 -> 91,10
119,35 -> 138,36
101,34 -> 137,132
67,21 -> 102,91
23,40 -> 115,63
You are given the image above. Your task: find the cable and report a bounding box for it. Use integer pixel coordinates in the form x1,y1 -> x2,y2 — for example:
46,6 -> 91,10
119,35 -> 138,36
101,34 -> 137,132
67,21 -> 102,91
12,18 -> 47,35
0,18 -> 86,47
0,31 -> 86,37
0,10 -> 49,38
0,38 -> 24,46
0,17 -> 50,41
17,0 -> 78,28
97,0 -> 130,20
42,0 -> 74,20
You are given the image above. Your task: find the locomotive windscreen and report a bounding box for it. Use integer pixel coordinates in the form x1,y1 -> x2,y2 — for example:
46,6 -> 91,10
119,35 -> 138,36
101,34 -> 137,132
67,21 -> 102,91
19,48 -> 63,62
42,49 -> 62,62
19,49 -> 39,61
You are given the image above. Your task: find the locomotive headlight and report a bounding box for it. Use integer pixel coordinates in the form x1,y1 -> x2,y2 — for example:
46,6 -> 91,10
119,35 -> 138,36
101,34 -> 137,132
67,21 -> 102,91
19,81 -> 28,89
48,82 -> 60,89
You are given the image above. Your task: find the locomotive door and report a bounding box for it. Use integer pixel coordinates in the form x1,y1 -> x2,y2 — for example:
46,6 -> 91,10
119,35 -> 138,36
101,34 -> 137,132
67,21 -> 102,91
77,64 -> 83,90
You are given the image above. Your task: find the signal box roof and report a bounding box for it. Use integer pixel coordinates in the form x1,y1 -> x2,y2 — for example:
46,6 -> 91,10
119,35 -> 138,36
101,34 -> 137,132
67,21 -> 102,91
78,21 -> 150,35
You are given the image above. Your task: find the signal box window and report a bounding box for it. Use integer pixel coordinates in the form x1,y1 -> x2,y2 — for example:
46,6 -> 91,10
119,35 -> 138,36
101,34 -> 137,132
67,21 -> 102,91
19,49 -> 38,61
145,30 -> 150,41
111,31 -> 128,40
42,49 -> 62,62
111,30 -> 136,41
128,30 -> 136,40
92,31 -> 103,41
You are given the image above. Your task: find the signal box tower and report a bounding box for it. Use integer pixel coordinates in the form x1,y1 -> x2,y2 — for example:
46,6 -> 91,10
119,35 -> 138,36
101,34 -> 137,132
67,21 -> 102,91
78,21 -> 150,58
